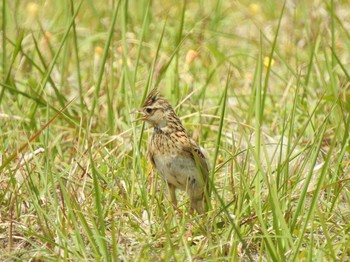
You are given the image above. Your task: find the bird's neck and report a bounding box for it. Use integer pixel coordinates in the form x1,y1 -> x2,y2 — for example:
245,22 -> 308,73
154,114 -> 185,134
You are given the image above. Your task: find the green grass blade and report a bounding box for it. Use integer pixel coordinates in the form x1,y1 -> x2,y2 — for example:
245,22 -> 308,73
89,0 -> 120,121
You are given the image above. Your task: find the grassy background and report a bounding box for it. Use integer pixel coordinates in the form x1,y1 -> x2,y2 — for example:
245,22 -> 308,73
1,0 -> 350,260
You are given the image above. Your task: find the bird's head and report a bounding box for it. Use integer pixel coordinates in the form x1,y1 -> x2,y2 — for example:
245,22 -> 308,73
134,88 -> 175,129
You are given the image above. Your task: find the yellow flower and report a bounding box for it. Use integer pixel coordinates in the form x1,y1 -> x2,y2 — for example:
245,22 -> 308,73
95,46 -> 103,55
45,32 -> 52,41
27,2 -> 39,17
263,56 -> 275,68
185,49 -> 198,65
249,3 -> 261,16
40,32 -> 52,47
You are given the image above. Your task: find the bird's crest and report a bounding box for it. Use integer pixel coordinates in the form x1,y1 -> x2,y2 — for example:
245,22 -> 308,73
143,88 -> 160,107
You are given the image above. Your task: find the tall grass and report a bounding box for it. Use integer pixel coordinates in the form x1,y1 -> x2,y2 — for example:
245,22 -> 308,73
0,0 -> 349,260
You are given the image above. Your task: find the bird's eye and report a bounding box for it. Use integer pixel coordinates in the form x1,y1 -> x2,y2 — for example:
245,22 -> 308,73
145,108 -> 153,114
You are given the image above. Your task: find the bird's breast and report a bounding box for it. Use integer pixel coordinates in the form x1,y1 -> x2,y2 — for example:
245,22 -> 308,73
153,153 -> 200,191
150,132 -> 205,191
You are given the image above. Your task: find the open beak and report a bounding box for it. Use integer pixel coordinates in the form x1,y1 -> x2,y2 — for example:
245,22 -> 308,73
130,109 -> 146,122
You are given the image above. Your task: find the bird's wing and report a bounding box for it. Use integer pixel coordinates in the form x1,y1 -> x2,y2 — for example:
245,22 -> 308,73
183,139 -> 209,185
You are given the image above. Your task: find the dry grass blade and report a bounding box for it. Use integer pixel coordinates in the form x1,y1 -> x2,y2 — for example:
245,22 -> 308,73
0,97 -> 76,173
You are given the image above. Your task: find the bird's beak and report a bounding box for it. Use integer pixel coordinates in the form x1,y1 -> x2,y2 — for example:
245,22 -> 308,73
130,109 -> 146,122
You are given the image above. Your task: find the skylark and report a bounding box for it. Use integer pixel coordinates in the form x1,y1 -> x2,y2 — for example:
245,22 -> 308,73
135,88 -> 209,214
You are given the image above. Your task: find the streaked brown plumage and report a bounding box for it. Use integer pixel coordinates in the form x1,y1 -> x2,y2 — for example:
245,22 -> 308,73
135,88 -> 209,214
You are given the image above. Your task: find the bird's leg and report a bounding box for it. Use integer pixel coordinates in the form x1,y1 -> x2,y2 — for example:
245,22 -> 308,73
190,195 -> 206,215
167,183 -> 184,215
167,183 -> 177,207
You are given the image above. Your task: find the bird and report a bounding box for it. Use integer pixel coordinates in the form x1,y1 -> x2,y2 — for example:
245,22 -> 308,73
134,88 -> 210,214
